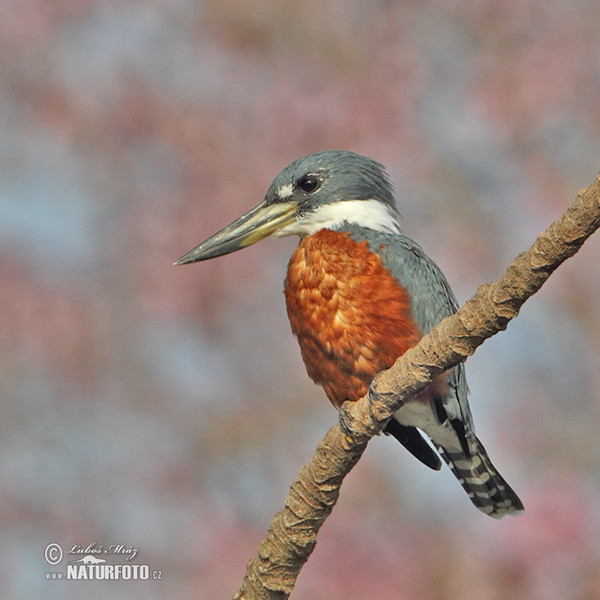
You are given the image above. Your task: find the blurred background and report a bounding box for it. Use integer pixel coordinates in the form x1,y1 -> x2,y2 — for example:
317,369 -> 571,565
2,1 -> 600,598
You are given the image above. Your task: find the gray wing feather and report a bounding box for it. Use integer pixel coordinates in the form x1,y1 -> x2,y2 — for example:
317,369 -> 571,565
347,227 -> 474,432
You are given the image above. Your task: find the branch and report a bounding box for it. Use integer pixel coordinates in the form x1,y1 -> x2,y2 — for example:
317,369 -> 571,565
233,173 -> 600,600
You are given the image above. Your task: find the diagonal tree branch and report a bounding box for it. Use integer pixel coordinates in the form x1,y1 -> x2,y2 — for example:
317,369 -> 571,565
233,173 -> 600,600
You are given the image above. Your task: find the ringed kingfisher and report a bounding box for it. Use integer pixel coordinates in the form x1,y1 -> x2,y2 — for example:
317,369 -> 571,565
175,150 -> 523,518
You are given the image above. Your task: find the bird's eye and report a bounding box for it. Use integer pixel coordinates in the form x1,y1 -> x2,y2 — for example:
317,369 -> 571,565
297,175 -> 321,193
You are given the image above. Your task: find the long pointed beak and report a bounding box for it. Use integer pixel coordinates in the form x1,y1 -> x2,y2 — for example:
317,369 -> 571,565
174,200 -> 298,265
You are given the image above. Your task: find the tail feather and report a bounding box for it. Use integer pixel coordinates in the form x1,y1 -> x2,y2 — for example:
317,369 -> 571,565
385,419 -> 442,471
437,434 -> 524,518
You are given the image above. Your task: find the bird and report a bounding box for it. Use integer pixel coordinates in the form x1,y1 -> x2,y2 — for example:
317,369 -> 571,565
175,150 -> 523,518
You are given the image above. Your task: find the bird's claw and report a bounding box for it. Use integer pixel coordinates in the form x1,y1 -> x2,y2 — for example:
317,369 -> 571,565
338,401 -> 357,443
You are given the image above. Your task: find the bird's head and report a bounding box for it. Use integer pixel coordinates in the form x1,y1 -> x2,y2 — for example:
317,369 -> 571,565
174,150 -> 400,265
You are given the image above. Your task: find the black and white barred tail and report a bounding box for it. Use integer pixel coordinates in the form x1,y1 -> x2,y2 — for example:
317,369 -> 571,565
437,433 -> 524,518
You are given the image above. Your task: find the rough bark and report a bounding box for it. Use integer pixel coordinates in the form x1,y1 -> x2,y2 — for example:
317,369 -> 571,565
233,173 -> 600,600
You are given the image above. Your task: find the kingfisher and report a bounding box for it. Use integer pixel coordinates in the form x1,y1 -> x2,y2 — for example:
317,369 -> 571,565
175,150 -> 523,518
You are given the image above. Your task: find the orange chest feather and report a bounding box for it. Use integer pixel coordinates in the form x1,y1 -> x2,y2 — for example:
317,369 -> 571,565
284,229 -> 422,407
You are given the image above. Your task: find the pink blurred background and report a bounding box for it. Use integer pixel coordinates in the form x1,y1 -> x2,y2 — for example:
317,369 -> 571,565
2,1 -> 600,598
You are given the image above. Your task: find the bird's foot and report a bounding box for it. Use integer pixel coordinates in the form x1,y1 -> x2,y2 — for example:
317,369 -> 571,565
338,401 -> 357,443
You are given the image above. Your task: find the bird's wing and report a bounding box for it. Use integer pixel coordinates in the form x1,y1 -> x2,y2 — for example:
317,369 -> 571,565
347,227 -> 475,433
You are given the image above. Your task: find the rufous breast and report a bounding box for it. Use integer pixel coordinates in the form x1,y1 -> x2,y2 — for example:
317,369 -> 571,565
284,229 -> 422,407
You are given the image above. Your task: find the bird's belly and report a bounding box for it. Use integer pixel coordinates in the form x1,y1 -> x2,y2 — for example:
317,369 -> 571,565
284,229 -> 422,408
